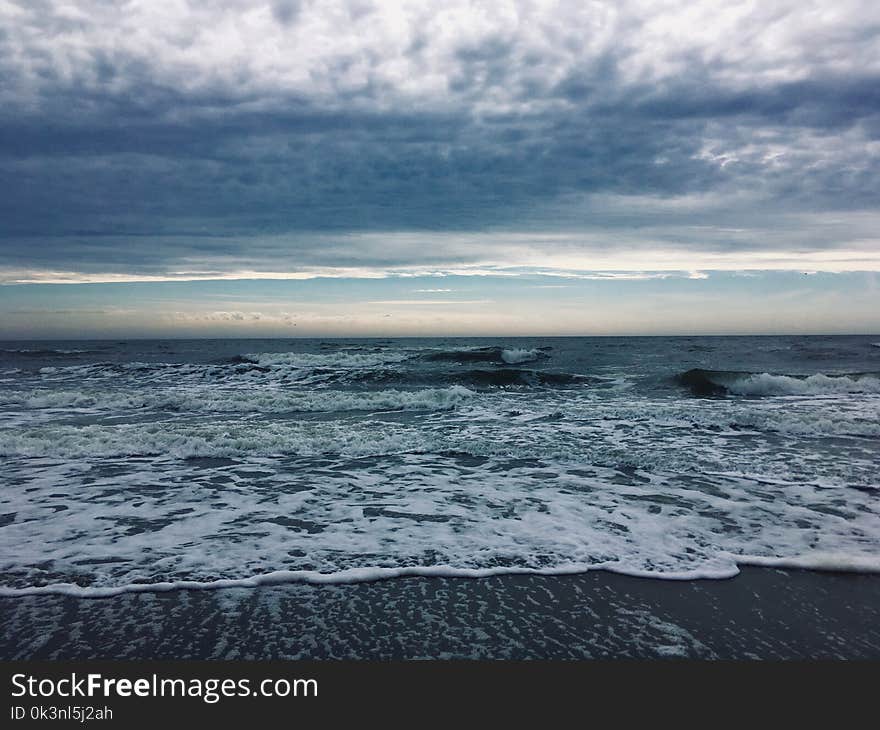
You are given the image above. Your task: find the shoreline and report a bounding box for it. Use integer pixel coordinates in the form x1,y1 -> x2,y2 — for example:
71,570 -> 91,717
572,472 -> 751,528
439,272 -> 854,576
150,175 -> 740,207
3,567 -> 879,660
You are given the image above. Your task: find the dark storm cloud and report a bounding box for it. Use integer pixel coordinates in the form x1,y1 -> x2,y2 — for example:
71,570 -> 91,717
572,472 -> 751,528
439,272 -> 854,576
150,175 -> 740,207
1,0 -> 879,277
271,1 -> 301,26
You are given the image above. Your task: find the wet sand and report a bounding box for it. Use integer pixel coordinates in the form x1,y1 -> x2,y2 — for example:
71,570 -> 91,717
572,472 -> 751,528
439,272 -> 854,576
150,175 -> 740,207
2,568 -> 879,660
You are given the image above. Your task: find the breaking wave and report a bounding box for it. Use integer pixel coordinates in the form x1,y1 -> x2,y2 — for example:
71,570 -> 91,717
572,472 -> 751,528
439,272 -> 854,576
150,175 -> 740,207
423,345 -> 551,365
501,348 -> 547,364
676,368 -> 880,397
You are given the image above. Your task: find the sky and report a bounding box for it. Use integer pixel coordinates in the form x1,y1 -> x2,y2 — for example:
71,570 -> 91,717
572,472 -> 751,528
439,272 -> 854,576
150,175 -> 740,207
1,0 -> 879,337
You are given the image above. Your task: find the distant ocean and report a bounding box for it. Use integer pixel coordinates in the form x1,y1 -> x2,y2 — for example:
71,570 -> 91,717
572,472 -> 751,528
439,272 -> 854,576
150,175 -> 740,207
1,335 -> 879,601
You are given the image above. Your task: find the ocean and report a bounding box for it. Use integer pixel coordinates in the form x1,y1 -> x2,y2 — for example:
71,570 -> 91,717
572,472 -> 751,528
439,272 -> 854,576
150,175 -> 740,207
1,335 -> 880,658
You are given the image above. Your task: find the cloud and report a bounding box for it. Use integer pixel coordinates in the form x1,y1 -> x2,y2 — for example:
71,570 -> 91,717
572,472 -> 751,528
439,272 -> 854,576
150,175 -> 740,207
0,0 -> 878,279
2,271 -> 877,338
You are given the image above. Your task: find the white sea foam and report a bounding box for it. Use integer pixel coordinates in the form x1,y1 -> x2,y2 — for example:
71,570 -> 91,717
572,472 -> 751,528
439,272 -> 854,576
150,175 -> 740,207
500,348 -> 544,365
1,452 -> 878,595
0,563 -> 741,598
0,385 -> 474,415
0,421 -> 428,459
725,372 -> 880,396
2,387 -> 878,476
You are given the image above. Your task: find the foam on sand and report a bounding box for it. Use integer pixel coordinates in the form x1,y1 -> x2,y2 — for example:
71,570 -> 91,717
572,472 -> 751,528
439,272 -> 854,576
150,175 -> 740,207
4,550 -> 880,599
0,563 -> 742,599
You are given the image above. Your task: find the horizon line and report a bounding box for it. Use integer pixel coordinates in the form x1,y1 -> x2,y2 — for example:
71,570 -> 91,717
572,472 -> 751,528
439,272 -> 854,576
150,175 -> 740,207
2,332 -> 879,342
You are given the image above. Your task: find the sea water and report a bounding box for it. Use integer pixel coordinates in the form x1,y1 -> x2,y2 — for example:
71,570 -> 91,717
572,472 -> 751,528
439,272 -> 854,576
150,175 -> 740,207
0,335 -> 878,596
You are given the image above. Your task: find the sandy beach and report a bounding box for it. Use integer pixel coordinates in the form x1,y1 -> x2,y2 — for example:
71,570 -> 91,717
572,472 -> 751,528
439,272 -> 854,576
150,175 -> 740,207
3,568 -> 879,660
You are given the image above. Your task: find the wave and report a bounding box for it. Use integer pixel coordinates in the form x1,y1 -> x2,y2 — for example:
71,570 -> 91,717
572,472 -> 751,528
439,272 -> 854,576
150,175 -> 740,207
3,432 -> 878,597
28,357 -> 594,391
242,351 -> 411,369
0,422 -> 429,459
4,550 -> 880,597
284,366 -> 596,390
424,346 -> 504,363
0,385 -> 474,415
0,348 -> 91,356
32,356 -> 399,383
676,368 -> 880,397
501,348 -> 546,365
732,552 -> 880,573
0,563 -> 740,598
450,368 -> 591,388
423,345 -> 551,365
